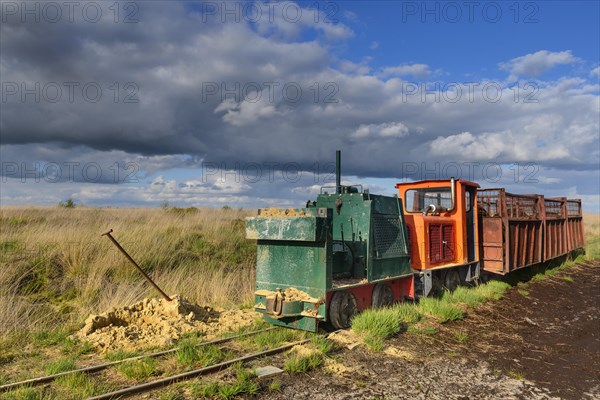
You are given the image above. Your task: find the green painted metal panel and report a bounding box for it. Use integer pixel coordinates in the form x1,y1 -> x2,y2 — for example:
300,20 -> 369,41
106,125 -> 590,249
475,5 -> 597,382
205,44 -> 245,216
254,241 -> 330,298
246,208 -> 331,331
246,216 -> 326,241
316,192 -> 412,282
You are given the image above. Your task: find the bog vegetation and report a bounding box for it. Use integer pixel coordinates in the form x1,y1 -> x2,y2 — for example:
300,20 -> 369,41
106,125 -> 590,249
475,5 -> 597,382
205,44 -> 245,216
0,206 -> 256,344
0,206 -> 598,357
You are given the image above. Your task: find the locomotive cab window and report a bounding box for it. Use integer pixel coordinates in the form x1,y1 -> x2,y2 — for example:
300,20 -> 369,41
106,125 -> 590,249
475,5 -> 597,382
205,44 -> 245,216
405,187 -> 452,213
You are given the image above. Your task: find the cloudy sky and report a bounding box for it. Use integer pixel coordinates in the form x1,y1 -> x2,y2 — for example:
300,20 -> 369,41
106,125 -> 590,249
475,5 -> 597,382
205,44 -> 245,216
1,1 -> 599,211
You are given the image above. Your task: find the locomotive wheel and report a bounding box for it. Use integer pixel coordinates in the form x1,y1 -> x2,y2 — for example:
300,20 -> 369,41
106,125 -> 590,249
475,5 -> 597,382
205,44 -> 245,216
329,290 -> 358,329
444,269 -> 461,292
372,283 -> 394,308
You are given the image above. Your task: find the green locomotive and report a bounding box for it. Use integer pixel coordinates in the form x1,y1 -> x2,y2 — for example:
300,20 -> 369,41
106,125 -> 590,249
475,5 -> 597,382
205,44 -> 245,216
245,151 -> 413,331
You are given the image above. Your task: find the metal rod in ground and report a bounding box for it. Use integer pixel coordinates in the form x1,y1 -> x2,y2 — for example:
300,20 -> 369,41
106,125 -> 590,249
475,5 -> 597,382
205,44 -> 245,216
101,229 -> 172,301
0,327 -> 276,392
87,338 -> 311,400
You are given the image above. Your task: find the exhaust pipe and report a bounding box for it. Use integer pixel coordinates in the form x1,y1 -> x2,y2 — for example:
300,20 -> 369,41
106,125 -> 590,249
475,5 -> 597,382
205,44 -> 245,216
336,150 -> 341,194
449,177 -> 456,212
423,177 -> 456,216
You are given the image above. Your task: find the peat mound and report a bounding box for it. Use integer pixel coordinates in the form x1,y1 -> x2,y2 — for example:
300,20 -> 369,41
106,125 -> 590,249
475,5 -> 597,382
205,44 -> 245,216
73,295 -> 257,352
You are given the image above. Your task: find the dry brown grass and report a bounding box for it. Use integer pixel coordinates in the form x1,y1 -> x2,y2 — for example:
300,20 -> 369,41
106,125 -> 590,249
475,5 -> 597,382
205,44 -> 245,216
583,213 -> 600,259
583,213 -> 599,237
0,206 -> 256,339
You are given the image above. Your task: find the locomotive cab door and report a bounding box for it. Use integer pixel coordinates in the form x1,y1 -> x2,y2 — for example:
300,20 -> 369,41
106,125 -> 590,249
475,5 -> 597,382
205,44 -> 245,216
466,187 -> 476,261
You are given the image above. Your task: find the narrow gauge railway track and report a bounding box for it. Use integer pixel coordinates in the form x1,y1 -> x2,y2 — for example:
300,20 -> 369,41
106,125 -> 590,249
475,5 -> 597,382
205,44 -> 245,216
88,338 -> 312,399
0,327 -> 276,393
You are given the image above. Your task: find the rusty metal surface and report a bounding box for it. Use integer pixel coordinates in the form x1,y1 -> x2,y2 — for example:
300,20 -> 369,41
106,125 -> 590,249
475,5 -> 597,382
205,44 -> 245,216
477,189 -> 583,275
477,189 -> 544,274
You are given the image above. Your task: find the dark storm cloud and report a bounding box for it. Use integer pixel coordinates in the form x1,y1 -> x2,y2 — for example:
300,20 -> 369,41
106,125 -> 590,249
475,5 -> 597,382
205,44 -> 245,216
0,1 -> 598,210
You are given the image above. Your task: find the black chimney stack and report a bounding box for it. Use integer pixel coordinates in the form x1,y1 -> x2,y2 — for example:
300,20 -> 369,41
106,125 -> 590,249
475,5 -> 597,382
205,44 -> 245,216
336,150 -> 341,194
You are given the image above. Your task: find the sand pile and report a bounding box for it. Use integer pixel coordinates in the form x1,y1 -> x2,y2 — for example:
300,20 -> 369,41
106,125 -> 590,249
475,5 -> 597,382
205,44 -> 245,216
260,208 -> 307,217
73,295 -> 258,352
283,287 -> 315,301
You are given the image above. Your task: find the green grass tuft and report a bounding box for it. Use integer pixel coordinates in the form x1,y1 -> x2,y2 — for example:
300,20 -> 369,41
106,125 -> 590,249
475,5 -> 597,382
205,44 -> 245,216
352,307 -> 401,348
393,302 -> 422,324
31,329 -> 69,346
3,387 -> 47,400
474,280 -> 511,300
175,341 -> 227,367
54,372 -> 110,398
563,275 -> 574,282
117,357 -> 156,380
310,336 -> 337,355
268,380 -> 282,392
284,352 -> 323,373
454,331 -> 469,343
241,328 -> 305,350
444,286 -> 485,307
190,367 -> 259,399
44,358 -> 75,375
158,388 -> 184,400
105,349 -> 139,361
531,273 -> 546,282
508,370 -> 525,380
585,235 -> 600,259
352,302 -> 423,350
61,338 -> 94,356
417,298 -> 463,323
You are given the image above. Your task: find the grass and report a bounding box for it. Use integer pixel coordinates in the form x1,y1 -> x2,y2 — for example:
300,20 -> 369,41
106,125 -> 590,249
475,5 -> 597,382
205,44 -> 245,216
158,389 -> 185,400
454,331 -> 469,343
105,349 -> 139,361
407,325 -> 437,335
416,297 -> 464,323
351,278 -> 513,349
310,336 -> 337,355
190,364 -> 259,400
284,352 -> 323,373
117,357 -> 156,379
54,372 -> 112,399
44,358 -> 75,374
241,327 -> 305,351
351,303 -> 423,350
175,340 -> 228,367
3,387 -> 48,400
31,329 -> 69,346
0,206 -> 256,343
351,308 -> 402,350
268,380 -> 282,392
508,370 -> 525,380
61,338 -> 93,356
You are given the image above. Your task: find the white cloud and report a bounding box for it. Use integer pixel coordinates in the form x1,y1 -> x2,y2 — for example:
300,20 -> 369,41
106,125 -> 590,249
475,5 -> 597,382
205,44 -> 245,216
500,50 -> 579,80
590,66 -> 600,78
215,94 -> 283,127
381,63 -> 431,79
370,41 -> 379,50
351,122 -> 410,139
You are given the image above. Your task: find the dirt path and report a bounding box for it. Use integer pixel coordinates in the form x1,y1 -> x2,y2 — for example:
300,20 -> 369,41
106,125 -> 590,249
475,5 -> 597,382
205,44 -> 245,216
265,261 -> 600,400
